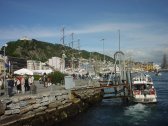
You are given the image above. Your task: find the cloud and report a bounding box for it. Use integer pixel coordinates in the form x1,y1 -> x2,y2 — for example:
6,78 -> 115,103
0,22 -> 168,64
69,22 -> 146,34
0,26 -> 60,40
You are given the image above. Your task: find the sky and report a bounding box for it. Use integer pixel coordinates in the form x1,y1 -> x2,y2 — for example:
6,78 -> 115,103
0,0 -> 168,64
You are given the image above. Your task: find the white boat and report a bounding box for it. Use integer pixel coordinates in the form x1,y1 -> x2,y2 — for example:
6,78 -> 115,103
131,73 -> 157,103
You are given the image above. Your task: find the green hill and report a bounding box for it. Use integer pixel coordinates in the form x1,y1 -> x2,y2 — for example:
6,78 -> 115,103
3,39 -> 113,62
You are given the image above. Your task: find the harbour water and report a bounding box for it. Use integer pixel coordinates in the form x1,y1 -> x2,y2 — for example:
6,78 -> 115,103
57,72 -> 168,126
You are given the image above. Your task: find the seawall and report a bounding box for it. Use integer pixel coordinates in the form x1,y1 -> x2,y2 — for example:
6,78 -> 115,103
0,87 -> 103,126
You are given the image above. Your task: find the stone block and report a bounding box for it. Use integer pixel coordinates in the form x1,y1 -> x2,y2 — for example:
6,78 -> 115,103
7,103 -> 20,110
48,101 -> 62,108
49,96 -> 56,103
3,99 -> 12,105
32,103 -> 41,109
19,96 -> 31,101
45,108 -> 56,113
57,95 -> 64,100
12,109 -> 20,114
4,110 -> 12,115
11,97 -> 19,103
33,106 -> 47,113
62,99 -> 70,104
0,101 -> 6,115
20,105 -> 33,114
63,102 -> 72,108
20,101 -> 28,107
41,101 -> 49,106
27,99 -> 37,105
72,98 -> 81,104
41,96 -> 49,103
36,98 -> 42,104
57,105 -> 64,110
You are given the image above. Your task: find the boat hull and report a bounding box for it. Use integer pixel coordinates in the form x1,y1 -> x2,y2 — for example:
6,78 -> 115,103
132,94 -> 157,103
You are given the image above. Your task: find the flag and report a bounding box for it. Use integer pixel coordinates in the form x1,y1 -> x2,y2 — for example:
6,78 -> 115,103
5,61 -> 11,68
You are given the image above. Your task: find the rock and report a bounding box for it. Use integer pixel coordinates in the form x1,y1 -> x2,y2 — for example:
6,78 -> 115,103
19,95 -> 31,101
27,99 -> 37,105
3,99 -> 12,105
72,98 -> 81,104
7,103 -> 20,110
20,105 -> 33,114
32,103 -> 41,109
4,110 -> 12,115
41,96 -> 49,103
0,100 -> 6,115
57,105 -> 64,110
41,101 -> 49,106
11,97 -> 19,103
49,96 -> 56,103
48,101 -> 62,108
57,95 -> 64,101
45,108 -> 56,113
12,109 -> 20,114
63,102 -> 72,108
33,106 -> 47,113
20,100 -> 28,107
36,98 -> 42,104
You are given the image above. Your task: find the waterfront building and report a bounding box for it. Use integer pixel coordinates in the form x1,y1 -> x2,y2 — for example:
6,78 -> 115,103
48,57 -> 65,72
27,60 -> 42,70
0,56 -> 4,73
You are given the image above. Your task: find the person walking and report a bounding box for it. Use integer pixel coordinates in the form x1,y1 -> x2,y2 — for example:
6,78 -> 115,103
7,75 -> 14,97
16,76 -> 21,94
25,76 -> 30,91
20,75 -> 25,94
42,73 -> 48,87
28,75 -> 36,94
0,77 -> 3,96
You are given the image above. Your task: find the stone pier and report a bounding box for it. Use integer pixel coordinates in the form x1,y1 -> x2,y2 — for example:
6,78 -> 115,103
0,85 -> 103,126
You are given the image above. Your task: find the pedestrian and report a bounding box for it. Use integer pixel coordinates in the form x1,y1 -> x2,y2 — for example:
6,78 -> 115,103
16,76 -> 21,93
25,76 -> 30,91
28,75 -> 34,86
28,75 -> 36,94
42,73 -> 48,87
20,75 -> 25,94
0,78 -> 3,96
7,75 -> 14,97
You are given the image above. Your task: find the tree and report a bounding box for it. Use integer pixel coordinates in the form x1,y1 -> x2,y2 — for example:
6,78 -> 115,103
48,71 -> 65,85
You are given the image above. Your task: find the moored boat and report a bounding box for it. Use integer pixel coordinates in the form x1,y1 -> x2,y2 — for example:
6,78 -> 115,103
131,73 -> 157,103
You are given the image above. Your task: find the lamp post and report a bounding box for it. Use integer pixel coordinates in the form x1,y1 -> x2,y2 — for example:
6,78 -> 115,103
101,39 -> 105,63
3,44 -> 8,96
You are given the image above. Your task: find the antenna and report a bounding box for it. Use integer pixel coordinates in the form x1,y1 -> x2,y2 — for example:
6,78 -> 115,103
71,33 -> 74,48
119,29 -> 120,51
78,39 -> 80,51
61,27 -> 65,45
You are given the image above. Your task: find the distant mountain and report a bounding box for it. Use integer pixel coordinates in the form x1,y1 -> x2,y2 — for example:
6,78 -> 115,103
3,39 -> 113,62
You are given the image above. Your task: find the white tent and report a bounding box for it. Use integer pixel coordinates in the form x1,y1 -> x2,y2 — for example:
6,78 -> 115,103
32,70 -> 53,75
14,68 -> 33,75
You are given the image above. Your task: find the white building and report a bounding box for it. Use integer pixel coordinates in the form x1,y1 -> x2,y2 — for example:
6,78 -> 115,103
48,57 -> 65,72
27,60 -> 42,70
19,36 -> 31,41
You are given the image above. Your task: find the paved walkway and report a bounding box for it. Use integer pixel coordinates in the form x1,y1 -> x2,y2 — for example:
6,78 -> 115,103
0,79 -> 93,98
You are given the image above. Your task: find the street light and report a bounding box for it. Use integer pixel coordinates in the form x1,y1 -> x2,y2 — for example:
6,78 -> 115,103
3,44 -> 8,96
101,39 -> 105,63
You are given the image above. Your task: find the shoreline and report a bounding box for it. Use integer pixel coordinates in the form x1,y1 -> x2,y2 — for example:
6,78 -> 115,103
0,83 -> 103,126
